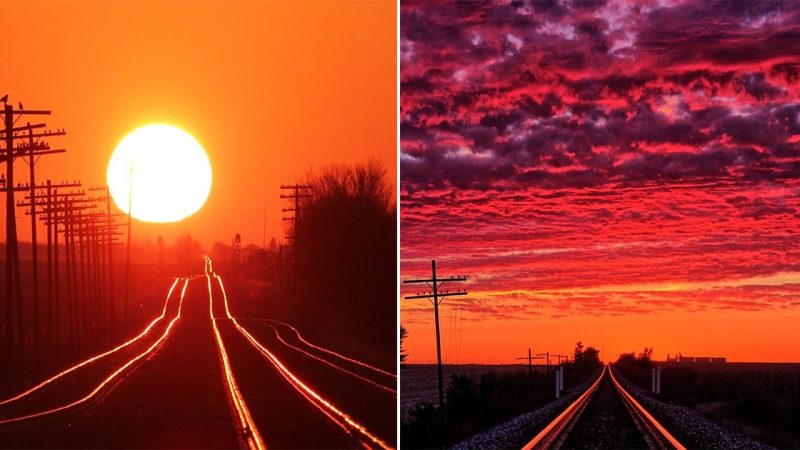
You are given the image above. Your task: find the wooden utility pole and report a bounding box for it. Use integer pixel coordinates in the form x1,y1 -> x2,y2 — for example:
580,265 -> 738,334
89,186 -> 119,333
1,100 -> 63,369
537,352 -> 550,374
516,348 -> 544,378
22,124 -> 66,363
403,260 -> 468,410
280,184 -> 311,302
18,181 -> 79,359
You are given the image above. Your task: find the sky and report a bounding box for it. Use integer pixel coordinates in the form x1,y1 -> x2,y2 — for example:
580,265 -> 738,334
3,0 -> 395,250
400,0 -> 800,363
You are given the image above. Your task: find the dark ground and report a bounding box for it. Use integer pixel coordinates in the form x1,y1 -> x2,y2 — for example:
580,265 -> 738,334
0,277 -> 240,449
0,272 -> 396,448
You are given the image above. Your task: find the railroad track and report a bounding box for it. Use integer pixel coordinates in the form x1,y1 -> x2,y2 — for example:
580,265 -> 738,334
262,319 -> 396,395
523,364 -> 685,450
0,277 -> 188,427
209,261 -> 392,449
0,259 -> 394,449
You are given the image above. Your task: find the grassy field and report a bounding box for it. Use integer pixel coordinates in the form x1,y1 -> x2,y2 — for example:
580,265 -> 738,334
617,362 -> 800,448
401,361 -> 599,448
401,364 -> 539,419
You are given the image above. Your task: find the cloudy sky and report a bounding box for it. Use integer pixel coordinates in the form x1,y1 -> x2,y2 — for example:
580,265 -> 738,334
400,0 -> 800,363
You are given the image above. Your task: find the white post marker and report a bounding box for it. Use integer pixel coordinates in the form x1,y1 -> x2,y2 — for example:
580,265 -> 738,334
651,368 -> 656,393
555,370 -> 560,399
559,366 -> 564,391
656,366 -> 662,394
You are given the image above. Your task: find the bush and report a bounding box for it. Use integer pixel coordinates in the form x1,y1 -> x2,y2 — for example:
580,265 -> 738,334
401,351 -> 603,448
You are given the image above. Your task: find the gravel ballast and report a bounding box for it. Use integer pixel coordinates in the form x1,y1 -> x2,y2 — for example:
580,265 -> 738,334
453,365 -> 773,450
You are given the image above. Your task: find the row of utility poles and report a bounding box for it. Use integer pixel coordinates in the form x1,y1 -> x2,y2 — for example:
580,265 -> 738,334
402,261 -> 575,410
1,98 -> 128,372
279,184 -> 311,302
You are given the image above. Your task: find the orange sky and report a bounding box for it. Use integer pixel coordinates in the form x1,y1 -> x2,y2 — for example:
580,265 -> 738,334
401,283 -> 800,364
4,0 -> 396,249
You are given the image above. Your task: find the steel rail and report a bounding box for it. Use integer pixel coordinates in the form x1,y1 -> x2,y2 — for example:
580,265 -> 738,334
0,277 -> 182,407
266,323 -> 396,395
522,365 -> 606,450
205,273 -> 266,450
210,263 -> 392,450
522,364 -> 686,450
0,278 -> 189,426
609,366 -> 687,450
265,319 -> 396,379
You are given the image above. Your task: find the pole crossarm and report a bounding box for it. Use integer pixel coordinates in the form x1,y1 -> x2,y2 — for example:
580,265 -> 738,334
0,122 -> 47,135
405,290 -> 467,300
401,260 -> 469,412
404,275 -> 468,284
4,130 -> 65,141
9,109 -> 51,115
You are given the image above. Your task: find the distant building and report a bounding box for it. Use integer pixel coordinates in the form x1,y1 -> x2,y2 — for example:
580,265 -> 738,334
666,354 -> 726,364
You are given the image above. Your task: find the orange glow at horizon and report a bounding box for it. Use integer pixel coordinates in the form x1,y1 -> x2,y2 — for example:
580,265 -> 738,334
5,1 -> 395,248
401,285 -> 800,365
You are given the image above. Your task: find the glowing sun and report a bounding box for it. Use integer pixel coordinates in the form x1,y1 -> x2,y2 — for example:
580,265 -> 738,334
107,124 -> 212,223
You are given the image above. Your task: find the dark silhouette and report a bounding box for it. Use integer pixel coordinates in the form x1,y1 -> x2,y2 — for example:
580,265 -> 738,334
290,160 -> 395,363
400,325 -> 408,365
402,341 -> 603,448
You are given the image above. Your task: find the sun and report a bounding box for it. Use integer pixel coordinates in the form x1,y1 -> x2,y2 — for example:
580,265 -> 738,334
107,124 -> 212,223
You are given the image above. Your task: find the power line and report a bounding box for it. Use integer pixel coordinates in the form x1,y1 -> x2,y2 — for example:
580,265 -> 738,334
403,259 -> 468,411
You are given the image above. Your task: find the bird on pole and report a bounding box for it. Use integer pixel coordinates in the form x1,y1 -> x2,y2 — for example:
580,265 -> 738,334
0,94 -> 7,105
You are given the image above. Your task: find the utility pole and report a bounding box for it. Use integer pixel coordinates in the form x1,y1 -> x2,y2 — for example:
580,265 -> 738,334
280,184 -> 311,302
2,103 -> 52,368
1,100 -> 64,370
30,189 -> 90,355
403,260 -> 468,411
89,186 -> 120,335
17,181 -> 79,359
516,348 -> 544,378
23,123 -> 66,363
537,352 -> 550,374
125,161 -> 133,333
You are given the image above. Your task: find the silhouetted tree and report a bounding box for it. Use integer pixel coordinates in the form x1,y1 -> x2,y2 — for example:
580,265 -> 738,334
582,346 -> 600,367
616,348 -> 653,369
638,347 -> 653,367
573,341 -> 600,370
267,237 -> 279,253
291,159 -> 395,360
574,340 -> 584,364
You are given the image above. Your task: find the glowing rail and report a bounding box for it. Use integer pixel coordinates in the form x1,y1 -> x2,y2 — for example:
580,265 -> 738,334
522,365 -> 606,450
0,277 -> 182,408
267,324 -> 396,395
266,319 -> 396,379
206,273 -> 266,450
609,365 -> 686,450
212,268 -> 391,450
0,278 -> 189,426
523,365 -> 686,450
